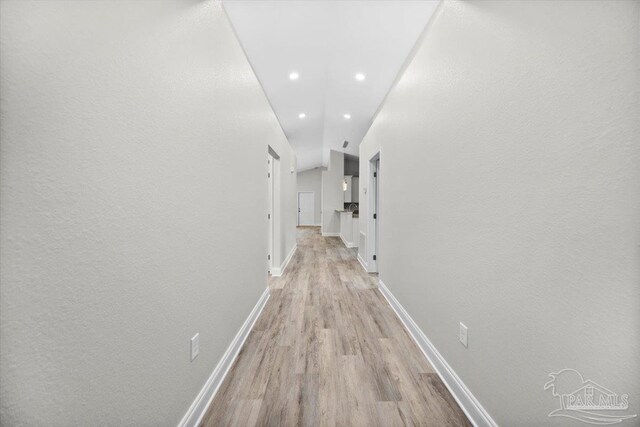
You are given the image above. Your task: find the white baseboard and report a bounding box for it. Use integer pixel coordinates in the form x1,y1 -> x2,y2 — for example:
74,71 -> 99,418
270,244 -> 297,277
377,280 -> 497,427
178,288 -> 270,427
339,234 -> 356,248
357,253 -> 368,273
321,232 -> 340,237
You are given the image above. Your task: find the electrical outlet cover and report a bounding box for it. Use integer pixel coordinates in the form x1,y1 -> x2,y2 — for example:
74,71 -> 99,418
459,323 -> 468,348
191,333 -> 199,361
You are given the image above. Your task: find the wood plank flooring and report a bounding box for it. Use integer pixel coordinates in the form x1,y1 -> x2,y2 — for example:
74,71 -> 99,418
201,227 -> 471,427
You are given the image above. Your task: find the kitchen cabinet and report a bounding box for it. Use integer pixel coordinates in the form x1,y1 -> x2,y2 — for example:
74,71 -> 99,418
339,211 -> 359,248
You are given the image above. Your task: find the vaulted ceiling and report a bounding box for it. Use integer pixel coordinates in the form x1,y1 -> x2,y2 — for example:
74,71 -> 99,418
223,0 -> 439,171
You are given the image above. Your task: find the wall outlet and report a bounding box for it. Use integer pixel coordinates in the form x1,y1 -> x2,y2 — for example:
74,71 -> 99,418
459,323 -> 468,348
190,333 -> 199,361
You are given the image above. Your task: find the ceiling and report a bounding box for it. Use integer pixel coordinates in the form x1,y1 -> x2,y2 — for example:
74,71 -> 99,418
223,0 -> 440,171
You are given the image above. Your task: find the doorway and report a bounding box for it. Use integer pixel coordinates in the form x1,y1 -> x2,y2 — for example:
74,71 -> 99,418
267,146 -> 281,276
297,192 -> 315,226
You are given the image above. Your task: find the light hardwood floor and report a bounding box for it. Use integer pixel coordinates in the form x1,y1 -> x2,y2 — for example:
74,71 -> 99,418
201,227 -> 471,427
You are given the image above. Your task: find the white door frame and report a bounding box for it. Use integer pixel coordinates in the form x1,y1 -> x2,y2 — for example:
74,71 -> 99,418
267,146 -> 281,275
367,150 -> 381,273
297,191 -> 315,226
267,153 -> 274,273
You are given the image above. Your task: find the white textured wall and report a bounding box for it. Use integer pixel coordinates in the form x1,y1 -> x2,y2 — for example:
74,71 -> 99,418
297,168 -> 323,225
0,1 -> 295,425
321,150 -> 344,234
359,0 -> 640,424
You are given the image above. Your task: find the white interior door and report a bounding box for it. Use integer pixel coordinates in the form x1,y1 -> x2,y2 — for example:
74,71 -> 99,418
298,192 -> 315,226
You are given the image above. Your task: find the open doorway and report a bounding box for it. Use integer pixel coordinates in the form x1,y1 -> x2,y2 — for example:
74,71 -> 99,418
368,152 -> 380,272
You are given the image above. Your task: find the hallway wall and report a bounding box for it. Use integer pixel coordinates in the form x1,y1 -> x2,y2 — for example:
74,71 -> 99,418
321,150 -> 344,234
359,0 -> 639,424
0,1 -> 295,425
297,168 -> 323,225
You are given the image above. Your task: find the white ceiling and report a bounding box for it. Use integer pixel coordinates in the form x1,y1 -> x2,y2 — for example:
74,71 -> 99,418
223,0 -> 439,171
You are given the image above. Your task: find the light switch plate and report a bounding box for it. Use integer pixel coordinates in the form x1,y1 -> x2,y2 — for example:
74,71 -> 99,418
459,323 -> 468,348
191,333 -> 199,361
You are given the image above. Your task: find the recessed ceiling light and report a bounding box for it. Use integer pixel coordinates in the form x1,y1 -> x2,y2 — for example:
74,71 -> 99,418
355,73 -> 366,81
343,114 -> 351,119
298,113 -> 306,119
289,72 -> 299,80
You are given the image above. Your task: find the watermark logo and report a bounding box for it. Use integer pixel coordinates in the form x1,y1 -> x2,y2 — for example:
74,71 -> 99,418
545,368 -> 637,425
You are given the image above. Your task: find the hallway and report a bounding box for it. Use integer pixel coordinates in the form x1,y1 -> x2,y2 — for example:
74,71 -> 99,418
2,1 -> 638,425
202,227 -> 470,426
